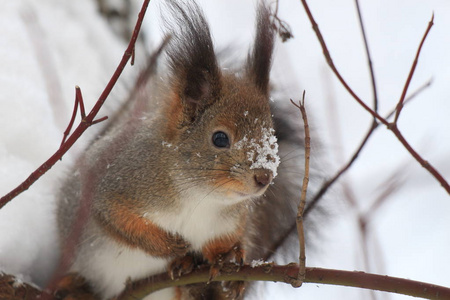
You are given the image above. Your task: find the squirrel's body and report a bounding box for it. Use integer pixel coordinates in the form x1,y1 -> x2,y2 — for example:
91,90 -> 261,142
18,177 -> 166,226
57,2 -> 303,299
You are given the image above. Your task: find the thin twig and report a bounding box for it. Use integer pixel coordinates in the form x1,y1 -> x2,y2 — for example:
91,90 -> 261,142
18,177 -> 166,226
305,77 -> 432,215
45,34 -> 170,300
299,0 -> 387,126
0,0 -> 152,209
394,14 -> 434,123
356,165 -> 408,300
305,120 -> 377,216
299,0 -> 450,195
91,116 -> 109,125
272,0 -> 294,42
289,91 -> 310,287
96,35 -> 171,137
366,165 -> 408,216
357,215 -> 377,300
296,87 -> 432,264
76,86 -> 86,119
354,0 -> 378,113
60,88 -> 79,147
385,78 -> 432,120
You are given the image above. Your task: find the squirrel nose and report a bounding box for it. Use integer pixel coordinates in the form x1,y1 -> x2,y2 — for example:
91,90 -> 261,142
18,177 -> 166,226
254,169 -> 273,188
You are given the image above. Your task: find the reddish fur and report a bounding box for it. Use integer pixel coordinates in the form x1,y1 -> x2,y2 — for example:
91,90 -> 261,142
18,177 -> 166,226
174,286 -> 183,300
168,254 -> 195,280
55,273 -> 98,300
95,200 -> 189,257
164,91 -> 183,141
202,214 -> 246,263
212,176 -> 249,195
202,235 -> 239,263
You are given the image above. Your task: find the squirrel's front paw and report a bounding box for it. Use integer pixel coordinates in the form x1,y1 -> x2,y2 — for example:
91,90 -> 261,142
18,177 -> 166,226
168,254 -> 195,280
165,233 -> 190,256
208,242 -> 244,282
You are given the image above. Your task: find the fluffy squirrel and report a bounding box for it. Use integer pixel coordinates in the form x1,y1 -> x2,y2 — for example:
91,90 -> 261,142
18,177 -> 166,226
57,1 -> 309,299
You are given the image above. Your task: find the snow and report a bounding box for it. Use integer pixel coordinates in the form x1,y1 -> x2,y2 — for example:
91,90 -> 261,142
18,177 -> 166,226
0,0 -> 133,288
250,259 -> 268,268
244,127 -> 280,178
0,0 -> 449,299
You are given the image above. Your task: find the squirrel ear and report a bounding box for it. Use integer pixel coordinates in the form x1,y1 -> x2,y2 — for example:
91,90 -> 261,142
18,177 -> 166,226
246,4 -> 275,95
165,1 -> 221,125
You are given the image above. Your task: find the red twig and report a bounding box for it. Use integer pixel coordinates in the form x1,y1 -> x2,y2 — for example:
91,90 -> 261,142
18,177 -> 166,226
305,78 -> 432,215
394,14 -> 434,123
299,0 -> 387,126
76,86 -> 86,119
45,31 -> 170,300
98,35 -> 171,132
388,123 -> 450,193
60,88 -> 79,147
0,0 -> 152,209
117,264 -> 450,300
354,0 -> 378,113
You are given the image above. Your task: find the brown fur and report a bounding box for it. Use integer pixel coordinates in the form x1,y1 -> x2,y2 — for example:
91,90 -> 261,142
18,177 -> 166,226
57,2 -> 283,300
55,273 -> 98,300
94,199 -> 189,257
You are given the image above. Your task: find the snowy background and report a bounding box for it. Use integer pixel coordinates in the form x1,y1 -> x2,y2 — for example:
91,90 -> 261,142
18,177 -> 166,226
0,0 -> 449,299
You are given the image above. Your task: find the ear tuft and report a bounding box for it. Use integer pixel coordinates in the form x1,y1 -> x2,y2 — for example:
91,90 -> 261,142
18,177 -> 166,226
246,4 -> 275,94
164,1 -> 221,125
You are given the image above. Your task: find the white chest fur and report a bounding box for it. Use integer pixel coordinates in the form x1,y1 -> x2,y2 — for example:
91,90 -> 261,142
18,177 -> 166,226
150,187 -> 242,251
72,188 -> 243,300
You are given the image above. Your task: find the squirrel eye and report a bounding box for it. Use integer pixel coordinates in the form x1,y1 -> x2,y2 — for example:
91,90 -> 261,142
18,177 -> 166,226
212,131 -> 230,148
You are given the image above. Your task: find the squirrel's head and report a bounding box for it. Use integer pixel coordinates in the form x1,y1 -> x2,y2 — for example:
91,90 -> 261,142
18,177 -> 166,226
161,1 -> 279,203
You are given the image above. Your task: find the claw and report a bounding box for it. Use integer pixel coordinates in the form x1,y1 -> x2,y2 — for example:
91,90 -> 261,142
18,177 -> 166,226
206,242 -> 245,282
232,243 -> 244,268
208,255 -> 224,283
168,254 -> 195,280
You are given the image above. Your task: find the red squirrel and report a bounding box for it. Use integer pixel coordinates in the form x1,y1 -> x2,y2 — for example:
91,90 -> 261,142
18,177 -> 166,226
57,1 -> 306,299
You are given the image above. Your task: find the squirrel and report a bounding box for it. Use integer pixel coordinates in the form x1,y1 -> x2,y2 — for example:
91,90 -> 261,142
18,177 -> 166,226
57,1 -> 309,299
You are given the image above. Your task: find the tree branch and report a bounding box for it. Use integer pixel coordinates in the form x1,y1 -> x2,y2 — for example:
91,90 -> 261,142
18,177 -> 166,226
3,262 -> 449,300
115,264 -> 450,300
